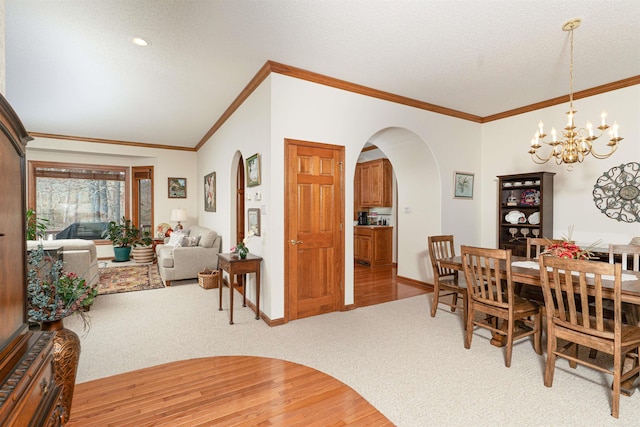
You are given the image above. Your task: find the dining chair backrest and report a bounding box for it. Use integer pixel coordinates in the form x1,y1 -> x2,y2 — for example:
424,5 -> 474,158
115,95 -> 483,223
539,256 -> 621,338
428,235 -> 458,280
461,245 -> 513,308
609,244 -> 640,272
526,237 -> 568,259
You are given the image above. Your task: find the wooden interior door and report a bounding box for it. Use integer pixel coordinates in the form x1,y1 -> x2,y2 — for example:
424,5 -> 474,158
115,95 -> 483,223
236,156 -> 245,245
285,139 -> 344,321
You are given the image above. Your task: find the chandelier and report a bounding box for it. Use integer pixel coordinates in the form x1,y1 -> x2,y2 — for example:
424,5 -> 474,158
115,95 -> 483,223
528,19 -> 623,171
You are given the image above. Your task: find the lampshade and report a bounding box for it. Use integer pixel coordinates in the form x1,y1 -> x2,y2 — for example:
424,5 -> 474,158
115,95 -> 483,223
170,208 -> 187,222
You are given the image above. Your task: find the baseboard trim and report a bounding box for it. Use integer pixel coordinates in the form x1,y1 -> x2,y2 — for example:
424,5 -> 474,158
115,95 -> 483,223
397,275 -> 434,291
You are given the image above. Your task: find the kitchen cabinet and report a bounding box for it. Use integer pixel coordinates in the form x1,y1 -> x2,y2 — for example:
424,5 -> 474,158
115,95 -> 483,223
357,159 -> 392,207
353,164 -> 362,220
354,226 -> 393,267
497,172 -> 555,257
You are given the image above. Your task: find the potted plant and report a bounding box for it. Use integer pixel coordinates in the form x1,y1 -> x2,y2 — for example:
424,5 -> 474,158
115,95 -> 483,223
106,217 -> 140,262
26,209 -> 49,240
131,228 -> 154,263
26,244 -> 94,421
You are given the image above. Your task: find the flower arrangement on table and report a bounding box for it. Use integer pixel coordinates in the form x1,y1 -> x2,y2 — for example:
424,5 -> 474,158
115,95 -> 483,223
230,231 -> 255,259
540,226 -> 600,260
27,245 -> 97,327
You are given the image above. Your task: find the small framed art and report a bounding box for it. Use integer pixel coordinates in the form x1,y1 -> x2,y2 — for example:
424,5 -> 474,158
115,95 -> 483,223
204,172 -> 216,212
453,171 -> 474,199
168,177 -> 186,198
246,153 -> 261,187
248,208 -> 261,236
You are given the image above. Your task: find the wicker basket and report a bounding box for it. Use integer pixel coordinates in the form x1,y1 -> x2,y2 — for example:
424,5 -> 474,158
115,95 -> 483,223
198,269 -> 219,289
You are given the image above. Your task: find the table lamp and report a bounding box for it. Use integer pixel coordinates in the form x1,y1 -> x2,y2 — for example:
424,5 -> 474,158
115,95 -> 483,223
170,208 -> 187,231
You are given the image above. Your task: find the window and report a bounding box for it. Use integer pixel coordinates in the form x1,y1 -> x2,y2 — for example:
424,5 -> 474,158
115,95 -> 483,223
28,161 -> 130,240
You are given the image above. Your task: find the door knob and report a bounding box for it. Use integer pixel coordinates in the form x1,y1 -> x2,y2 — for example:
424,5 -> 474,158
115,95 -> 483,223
290,240 -> 303,245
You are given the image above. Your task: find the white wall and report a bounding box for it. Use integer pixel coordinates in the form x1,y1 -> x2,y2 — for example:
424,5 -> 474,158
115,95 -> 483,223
195,76 -> 272,312
26,138 -> 198,258
198,73 -> 481,321
480,86 -> 640,248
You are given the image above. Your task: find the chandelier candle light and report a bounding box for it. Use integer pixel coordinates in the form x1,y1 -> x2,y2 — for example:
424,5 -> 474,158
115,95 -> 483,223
528,19 -> 623,171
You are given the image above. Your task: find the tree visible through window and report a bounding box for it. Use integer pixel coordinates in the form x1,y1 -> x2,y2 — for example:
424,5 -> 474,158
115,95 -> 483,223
28,161 -> 130,239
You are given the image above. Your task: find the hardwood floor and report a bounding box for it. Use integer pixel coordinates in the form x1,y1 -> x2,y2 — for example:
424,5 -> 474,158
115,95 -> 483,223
354,262 -> 431,307
66,356 -> 392,426
66,263 -> 429,426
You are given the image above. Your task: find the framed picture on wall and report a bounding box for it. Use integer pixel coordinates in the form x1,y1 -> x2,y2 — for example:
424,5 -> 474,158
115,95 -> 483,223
453,171 -> 474,199
248,208 -> 261,236
204,172 -> 216,212
246,153 -> 261,187
168,177 -> 187,198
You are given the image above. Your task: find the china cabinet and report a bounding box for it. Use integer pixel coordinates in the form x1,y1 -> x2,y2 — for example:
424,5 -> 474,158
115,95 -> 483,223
497,172 -> 555,257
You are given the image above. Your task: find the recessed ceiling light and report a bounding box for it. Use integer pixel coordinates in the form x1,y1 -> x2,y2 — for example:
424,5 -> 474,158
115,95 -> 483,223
131,37 -> 150,47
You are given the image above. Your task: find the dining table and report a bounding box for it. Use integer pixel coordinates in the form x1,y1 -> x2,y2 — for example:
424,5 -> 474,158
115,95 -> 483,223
440,254 -> 640,395
439,255 -> 640,305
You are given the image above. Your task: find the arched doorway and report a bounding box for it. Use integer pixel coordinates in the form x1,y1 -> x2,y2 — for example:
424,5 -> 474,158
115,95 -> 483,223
236,155 -> 245,245
353,127 -> 441,307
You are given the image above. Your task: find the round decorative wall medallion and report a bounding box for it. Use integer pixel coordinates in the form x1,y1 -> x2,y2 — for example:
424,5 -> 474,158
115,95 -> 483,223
593,162 -> 640,223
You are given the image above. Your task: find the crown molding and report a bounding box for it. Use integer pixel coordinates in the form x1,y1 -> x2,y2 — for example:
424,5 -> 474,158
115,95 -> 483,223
482,75 -> 640,123
28,132 -> 196,152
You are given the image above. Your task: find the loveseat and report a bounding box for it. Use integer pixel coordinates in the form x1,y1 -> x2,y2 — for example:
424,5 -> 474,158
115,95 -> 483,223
155,225 -> 221,286
26,239 -> 99,287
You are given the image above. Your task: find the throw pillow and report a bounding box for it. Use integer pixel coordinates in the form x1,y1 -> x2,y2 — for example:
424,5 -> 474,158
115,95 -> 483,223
166,231 -> 184,247
181,236 -> 200,247
198,231 -> 218,248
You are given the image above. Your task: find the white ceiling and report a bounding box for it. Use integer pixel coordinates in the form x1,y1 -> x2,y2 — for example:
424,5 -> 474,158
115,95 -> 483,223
5,0 -> 640,149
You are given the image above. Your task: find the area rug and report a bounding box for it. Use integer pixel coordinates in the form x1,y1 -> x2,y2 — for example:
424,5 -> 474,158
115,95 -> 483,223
97,264 -> 164,295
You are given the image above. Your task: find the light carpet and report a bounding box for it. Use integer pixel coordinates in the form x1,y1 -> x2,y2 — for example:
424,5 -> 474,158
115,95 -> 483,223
64,283 -> 640,426
97,264 -> 164,295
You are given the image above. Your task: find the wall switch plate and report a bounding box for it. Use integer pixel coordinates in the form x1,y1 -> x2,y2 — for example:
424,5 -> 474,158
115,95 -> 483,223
247,193 -> 253,201
404,206 -> 411,213
255,192 -> 262,201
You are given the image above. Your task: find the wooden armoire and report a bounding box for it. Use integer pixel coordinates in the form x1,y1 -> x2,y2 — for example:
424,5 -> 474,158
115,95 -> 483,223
0,95 -> 63,425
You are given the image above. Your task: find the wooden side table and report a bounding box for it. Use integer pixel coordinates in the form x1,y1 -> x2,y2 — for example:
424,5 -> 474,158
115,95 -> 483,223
218,253 -> 263,324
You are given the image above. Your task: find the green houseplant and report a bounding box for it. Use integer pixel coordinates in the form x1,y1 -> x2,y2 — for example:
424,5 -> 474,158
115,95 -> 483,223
131,227 -> 154,263
106,217 -> 142,262
26,209 -> 49,240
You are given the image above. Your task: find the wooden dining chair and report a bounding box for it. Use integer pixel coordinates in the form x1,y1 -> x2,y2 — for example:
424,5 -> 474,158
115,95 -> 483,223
428,235 -> 467,327
610,244 -> 640,271
460,245 -> 542,367
539,256 -> 640,419
608,244 -> 640,326
588,244 -> 640,360
522,238 -> 570,302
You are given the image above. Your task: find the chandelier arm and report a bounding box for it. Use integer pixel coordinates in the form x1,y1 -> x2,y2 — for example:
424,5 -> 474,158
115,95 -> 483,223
530,146 -> 560,164
589,143 -> 620,160
530,154 -> 551,165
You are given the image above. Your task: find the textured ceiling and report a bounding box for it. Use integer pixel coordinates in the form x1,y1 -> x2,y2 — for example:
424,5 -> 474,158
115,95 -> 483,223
5,0 -> 640,148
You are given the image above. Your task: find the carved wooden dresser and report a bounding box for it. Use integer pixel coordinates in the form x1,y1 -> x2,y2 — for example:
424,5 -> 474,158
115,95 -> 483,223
0,94 -> 63,425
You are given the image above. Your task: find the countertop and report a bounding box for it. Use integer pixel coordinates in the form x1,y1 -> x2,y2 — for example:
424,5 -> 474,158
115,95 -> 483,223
354,225 -> 393,229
